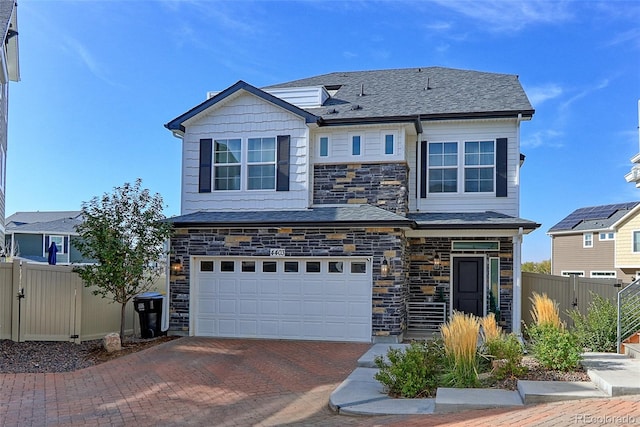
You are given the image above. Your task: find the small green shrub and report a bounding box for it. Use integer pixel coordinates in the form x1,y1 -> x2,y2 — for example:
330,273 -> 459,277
568,293 -> 617,352
484,333 -> 527,379
374,339 -> 445,398
527,323 -> 582,371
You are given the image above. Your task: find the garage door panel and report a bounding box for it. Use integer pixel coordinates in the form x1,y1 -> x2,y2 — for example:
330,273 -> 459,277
194,258 -> 371,342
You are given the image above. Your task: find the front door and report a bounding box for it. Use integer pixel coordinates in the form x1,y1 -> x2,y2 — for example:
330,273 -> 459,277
452,257 -> 484,317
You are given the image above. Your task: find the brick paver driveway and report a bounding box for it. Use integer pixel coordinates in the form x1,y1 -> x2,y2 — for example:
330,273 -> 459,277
1,337 -> 639,426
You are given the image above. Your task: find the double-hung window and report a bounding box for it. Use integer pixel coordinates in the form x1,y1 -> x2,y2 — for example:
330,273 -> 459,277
214,139 -> 241,190
583,233 -> 593,248
247,137 -> 276,190
464,141 -> 495,192
428,142 -> 458,193
48,235 -> 65,254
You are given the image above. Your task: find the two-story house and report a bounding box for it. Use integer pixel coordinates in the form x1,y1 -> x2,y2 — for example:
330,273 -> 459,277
164,67 -> 539,343
548,202 -> 640,283
0,1 -> 19,246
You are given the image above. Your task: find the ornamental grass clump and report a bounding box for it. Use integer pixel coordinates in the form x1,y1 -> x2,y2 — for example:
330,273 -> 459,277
441,311 -> 480,387
526,292 -> 581,371
530,292 -> 562,329
481,314 -> 502,343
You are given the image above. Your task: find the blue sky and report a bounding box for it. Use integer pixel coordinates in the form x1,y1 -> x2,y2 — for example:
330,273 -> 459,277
5,0 -> 640,262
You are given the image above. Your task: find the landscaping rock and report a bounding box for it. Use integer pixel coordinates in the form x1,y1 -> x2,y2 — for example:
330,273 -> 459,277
103,333 -> 122,353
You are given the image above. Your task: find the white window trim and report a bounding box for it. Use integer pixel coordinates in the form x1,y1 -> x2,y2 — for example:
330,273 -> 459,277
583,232 -> 594,248
599,231 -> 615,241
633,230 -> 640,253
561,271 -> 585,277
47,235 -> 65,255
383,132 -> 396,155
318,135 -> 330,158
427,139 -> 498,195
212,136 -> 279,192
350,133 -> 362,157
590,271 -> 616,278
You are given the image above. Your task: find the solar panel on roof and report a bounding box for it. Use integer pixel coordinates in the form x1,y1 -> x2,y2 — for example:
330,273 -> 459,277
549,201 -> 640,231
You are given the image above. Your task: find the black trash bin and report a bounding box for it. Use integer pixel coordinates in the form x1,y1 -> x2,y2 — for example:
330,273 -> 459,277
133,292 -> 166,338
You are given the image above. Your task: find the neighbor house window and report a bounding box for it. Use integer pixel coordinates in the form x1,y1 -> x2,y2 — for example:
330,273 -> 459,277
599,232 -> 614,241
583,233 -> 593,248
48,235 -> 65,254
247,137 -> 276,190
214,139 -> 241,190
384,134 -> 394,154
633,231 -> 640,252
319,136 -> 329,157
352,135 -> 361,156
464,141 -> 495,192
428,142 -> 458,193
561,271 -> 585,277
590,271 -> 616,278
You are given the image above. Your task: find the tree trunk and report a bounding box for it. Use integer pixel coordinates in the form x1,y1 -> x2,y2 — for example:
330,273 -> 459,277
120,302 -> 127,342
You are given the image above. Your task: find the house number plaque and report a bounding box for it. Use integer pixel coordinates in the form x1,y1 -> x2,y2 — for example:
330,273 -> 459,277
269,249 -> 286,257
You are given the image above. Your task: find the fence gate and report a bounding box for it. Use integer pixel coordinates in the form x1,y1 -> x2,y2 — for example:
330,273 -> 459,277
15,263 -> 83,343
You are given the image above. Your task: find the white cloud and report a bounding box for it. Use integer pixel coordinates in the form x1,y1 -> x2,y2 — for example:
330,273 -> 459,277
61,35 -> 121,87
431,0 -> 573,32
526,84 -> 563,107
522,129 -> 564,149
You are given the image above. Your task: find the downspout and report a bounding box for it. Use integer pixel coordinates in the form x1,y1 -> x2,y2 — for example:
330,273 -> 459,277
162,238 -> 170,333
512,227 -> 524,337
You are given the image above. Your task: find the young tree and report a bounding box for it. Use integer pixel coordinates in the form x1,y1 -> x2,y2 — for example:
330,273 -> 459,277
74,179 -> 172,340
522,260 -> 551,274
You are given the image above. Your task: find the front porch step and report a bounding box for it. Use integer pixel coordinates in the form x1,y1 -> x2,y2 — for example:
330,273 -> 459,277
517,380 -> 607,404
582,352 -> 640,397
623,343 -> 640,359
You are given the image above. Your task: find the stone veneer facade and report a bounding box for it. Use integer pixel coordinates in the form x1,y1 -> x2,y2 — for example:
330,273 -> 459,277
313,162 -> 409,215
169,225 -> 408,339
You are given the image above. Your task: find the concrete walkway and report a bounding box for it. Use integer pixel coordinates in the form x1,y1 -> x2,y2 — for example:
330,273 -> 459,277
329,344 -> 640,415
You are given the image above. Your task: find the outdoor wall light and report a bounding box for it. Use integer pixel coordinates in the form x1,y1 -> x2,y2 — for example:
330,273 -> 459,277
171,260 -> 182,273
381,258 -> 390,277
432,253 -> 441,270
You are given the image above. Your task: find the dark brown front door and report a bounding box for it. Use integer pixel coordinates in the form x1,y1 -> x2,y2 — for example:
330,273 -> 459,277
453,257 -> 484,317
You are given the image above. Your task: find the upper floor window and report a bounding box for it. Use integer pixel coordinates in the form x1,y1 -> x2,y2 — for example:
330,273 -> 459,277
464,141 -> 495,192
599,232 -> 614,241
214,139 -> 241,190
384,134 -> 394,154
583,232 -> 593,248
319,136 -> 329,157
352,135 -> 361,156
428,142 -> 458,193
633,231 -> 640,253
247,137 -> 276,190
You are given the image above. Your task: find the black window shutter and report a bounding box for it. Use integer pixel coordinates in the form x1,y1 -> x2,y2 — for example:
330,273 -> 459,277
199,139 -> 212,193
496,137 -> 508,197
44,236 -> 49,254
420,140 -> 427,198
276,135 -> 290,192
63,236 -> 69,253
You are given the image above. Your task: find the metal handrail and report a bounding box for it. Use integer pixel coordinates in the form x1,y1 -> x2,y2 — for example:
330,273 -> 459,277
617,277 -> 640,352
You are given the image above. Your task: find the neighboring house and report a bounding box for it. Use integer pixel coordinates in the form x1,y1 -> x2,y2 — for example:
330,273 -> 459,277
164,66 -> 540,343
5,211 -> 89,264
0,1 -> 19,245
548,202 -> 640,282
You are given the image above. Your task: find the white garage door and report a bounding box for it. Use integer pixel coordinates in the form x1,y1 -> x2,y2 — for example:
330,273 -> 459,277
192,257 -> 372,342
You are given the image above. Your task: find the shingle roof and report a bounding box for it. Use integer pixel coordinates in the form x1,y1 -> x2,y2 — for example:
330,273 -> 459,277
0,1 -> 14,37
6,211 -> 82,227
167,205 -> 412,228
167,207 -> 539,231
7,217 -> 82,234
266,66 -> 534,122
408,211 -> 540,231
165,66 -> 534,133
548,202 -> 640,233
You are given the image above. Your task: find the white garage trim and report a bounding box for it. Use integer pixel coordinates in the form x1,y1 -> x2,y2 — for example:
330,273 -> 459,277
190,256 -> 372,342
